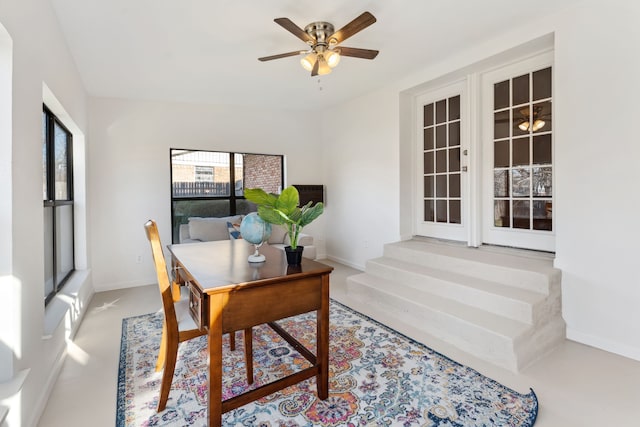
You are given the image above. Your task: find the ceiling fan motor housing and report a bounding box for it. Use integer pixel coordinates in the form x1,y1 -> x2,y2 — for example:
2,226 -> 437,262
304,22 -> 335,52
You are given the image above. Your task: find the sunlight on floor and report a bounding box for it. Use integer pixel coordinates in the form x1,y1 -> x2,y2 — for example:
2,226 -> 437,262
65,341 -> 90,366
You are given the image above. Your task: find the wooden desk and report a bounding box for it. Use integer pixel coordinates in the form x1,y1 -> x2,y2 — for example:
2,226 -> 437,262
167,239 -> 333,427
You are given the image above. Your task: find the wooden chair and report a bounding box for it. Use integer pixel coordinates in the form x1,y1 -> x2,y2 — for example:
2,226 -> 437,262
144,220 -> 253,411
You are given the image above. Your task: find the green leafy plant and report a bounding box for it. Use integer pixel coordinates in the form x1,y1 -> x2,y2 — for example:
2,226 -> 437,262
244,186 -> 323,250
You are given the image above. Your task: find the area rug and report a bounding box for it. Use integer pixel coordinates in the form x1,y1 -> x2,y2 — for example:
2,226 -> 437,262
117,300 -> 538,426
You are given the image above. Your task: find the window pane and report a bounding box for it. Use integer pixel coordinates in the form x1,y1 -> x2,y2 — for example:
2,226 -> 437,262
448,122 -> 460,147
449,200 -> 461,224
424,151 -> 434,174
435,150 -> 447,173
435,124 -> 447,148
449,148 -> 460,172
512,74 -> 530,106
423,128 -> 434,150
172,199 -> 231,242
513,200 -> 530,229
424,200 -> 434,222
533,201 -> 552,230
513,137 -> 529,166
54,123 -> 69,200
449,174 -> 460,198
494,140 -> 510,168
512,168 -> 530,197
172,151 -> 231,198
533,167 -> 552,197
435,99 -> 446,124
436,200 -> 447,222
56,205 -> 74,285
42,112 -> 48,200
242,154 -> 283,195
494,110 -> 509,139
436,175 -> 447,198
533,67 -> 552,101
494,170 -> 509,197
449,95 -> 460,120
423,103 -> 434,127
424,175 -> 434,198
494,80 -> 510,110
44,206 -> 54,300
494,200 -> 510,227
533,134 -> 552,164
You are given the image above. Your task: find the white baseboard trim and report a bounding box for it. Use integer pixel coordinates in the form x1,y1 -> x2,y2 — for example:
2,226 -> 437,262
325,255 -> 365,271
567,327 -> 640,362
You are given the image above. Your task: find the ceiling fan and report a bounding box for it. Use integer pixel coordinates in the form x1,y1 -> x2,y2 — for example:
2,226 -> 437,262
258,11 -> 379,76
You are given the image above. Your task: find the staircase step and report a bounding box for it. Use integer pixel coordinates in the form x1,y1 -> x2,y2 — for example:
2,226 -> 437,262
383,239 -> 560,295
345,239 -> 566,372
347,273 -> 529,370
365,257 -> 556,325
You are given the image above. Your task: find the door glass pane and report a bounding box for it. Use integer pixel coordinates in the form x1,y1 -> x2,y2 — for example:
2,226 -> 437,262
512,74 -> 529,105
533,67 -> 552,101
449,148 -> 460,172
513,137 -> 530,166
449,95 -> 460,120
436,200 -> 447,222
436,150 -> 447,173
492,66 -> 553,232
424,103 -> 434,127
449,122 -> 460,147
449,200 -> 461,224
436,175 -> 447,197
494,200 -> 510,227
424,152 -> 434,174
436,100 -> 446,123
449,174 -> 460,198
424,128 -> 434,150
494,80 -> 510,110
424,176 -> 434,198
436,124 -> 447,148
513,200 -> 530,229
533,134 -> 552,164
424,200 -> 434,221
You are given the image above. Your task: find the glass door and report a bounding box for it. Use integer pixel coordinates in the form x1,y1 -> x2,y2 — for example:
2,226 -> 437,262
481,52 -> 554,251
415,81 -> 469,242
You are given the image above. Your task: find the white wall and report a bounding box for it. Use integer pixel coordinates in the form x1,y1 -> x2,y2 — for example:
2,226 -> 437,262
321,0 -> 640,360
88,98 -> 325,291
0,0 -> 90,426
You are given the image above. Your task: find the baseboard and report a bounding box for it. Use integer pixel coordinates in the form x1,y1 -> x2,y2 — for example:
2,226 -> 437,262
326,255 -> 365,271
29,346 -> 67,427
567,327 -> 640,362
94,277 -> 155,292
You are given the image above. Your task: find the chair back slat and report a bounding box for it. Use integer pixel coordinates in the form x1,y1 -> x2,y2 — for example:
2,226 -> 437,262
144,220 -> 178,331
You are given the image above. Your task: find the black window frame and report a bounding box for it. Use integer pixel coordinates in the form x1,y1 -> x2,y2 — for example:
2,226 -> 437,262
43,105 -> 75,305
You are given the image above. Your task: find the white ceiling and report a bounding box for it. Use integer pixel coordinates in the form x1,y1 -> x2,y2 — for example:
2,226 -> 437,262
49,0 -> 574,111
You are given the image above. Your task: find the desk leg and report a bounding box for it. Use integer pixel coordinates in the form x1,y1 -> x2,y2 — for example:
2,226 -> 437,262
317,273 -> 330,400
208,294 -> 224,427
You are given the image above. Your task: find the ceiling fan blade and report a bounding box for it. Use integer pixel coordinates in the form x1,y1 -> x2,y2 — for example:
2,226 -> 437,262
274,18 -> 314,44
338,47 -> 379,60
329,11 -> 376,45
311,57 -> 320,76
258,51 -> 305,62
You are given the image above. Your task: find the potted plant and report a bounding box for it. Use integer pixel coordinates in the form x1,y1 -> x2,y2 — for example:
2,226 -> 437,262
244,186 -> 323,265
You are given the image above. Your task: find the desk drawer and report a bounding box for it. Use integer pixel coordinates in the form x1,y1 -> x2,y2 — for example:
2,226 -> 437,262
187,282 -> 207,329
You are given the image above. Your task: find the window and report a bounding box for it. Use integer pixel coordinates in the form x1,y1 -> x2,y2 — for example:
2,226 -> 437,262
170,149 -> 284,242
43,105 -> 74,305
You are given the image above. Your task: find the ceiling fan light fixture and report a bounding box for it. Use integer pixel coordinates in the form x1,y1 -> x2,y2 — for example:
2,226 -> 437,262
300,53 -> 316,71
325,50 -> 341,68
532,119 -> 546,131
316,54 -> 332,75
518,120 -> 530,132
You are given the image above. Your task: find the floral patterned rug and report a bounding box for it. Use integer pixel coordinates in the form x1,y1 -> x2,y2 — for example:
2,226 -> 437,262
117,300 -> 538,426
